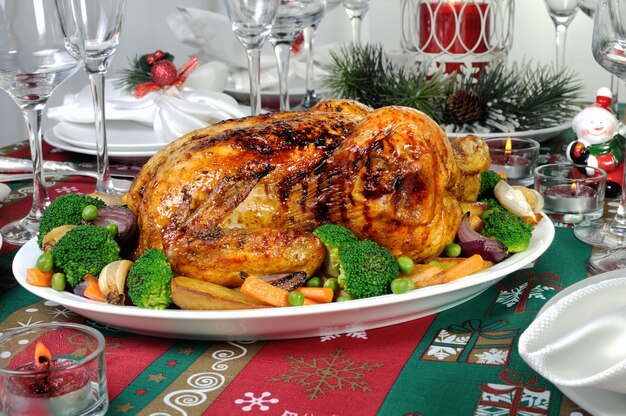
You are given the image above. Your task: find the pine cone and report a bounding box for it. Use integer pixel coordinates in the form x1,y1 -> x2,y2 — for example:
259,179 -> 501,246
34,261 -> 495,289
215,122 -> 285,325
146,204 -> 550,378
447,90 -> 483,124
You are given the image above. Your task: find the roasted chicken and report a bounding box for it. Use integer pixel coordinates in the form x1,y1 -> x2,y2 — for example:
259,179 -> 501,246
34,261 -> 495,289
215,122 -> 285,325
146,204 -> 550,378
122,100 -> 490,287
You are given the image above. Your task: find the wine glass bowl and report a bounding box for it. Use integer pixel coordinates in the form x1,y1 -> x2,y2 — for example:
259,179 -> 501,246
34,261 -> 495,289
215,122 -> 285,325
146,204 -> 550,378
224,0 -> 280,115
269,0 -> 326,111
544,0 -> 579,71
574,0 -> 626,273
0,0 -> 80,244
57,0 -> 126,195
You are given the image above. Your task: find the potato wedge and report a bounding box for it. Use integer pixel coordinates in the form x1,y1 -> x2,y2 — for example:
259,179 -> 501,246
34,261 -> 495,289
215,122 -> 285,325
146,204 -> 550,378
405,264 -> 447,289
171,276 -> 269,310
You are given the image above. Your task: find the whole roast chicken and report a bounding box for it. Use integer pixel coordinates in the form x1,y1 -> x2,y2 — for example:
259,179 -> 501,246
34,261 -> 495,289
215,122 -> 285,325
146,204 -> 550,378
122,100 -> 490,287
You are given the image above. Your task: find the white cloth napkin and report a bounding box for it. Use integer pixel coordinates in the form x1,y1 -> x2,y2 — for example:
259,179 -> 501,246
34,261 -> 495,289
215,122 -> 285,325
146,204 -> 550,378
518,276 -> 626,394
0,183 -> 10,203
47,70 -> 246,143
167,6 -> 340,92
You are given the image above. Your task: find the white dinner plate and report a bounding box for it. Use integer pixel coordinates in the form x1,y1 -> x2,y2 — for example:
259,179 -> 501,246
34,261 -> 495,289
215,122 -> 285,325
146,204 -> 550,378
447,122 -> 571,143
45,127 -> 158,162
534,269 -> 626,416
13,217 -> 554,341
53,121 -> 165,152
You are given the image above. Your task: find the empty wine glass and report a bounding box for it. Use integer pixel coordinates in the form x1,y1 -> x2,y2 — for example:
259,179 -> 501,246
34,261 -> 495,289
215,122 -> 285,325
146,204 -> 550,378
224,0 -> 280,115
0,0 -> 80,244
298,0 -> 341,109
342,0 -> 370,44
574,0 -> 626,273
57,0 -> 126,195
544,0 -> 579,71
270,0 -> 326,111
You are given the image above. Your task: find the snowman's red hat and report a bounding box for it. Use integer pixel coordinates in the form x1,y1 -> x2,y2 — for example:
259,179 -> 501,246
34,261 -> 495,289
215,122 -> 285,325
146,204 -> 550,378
594,87 -> 613,113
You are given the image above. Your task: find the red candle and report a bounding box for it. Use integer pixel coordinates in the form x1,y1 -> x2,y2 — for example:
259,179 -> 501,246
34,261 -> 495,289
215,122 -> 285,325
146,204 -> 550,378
419,1 -> 490,55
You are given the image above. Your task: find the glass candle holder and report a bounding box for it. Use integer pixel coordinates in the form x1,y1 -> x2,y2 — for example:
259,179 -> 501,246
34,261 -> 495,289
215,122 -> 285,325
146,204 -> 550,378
535,163 -> 607,225
401,0 -> 514,74
485,137 -> 540,186
0,323 -> 108,416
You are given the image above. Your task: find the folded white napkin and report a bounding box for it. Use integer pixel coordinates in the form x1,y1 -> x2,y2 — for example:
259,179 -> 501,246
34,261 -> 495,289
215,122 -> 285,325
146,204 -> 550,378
47,69 -> 246,143
167,6 -> 341,92
518,276 -> 626,394
0,183 -> 10,203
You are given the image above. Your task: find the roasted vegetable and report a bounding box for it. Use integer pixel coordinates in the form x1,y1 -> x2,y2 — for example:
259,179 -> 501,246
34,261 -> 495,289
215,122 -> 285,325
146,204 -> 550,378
99,260 -> 133,305
51,225 -> 121,287
481,210 -> 533,254
171,276 -> 268,310
313,224 -> 359,277
126,248 -> 173,309
38,194 -> 105,248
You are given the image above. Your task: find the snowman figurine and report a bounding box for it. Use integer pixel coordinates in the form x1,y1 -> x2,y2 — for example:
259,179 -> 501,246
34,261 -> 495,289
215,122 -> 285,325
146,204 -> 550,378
567,87 -> 625,197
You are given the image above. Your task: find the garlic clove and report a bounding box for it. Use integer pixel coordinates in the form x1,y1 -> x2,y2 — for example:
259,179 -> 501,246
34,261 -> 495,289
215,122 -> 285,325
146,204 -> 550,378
42,225 -> 76,252
88,191 -> 126,206
494,181 -> 537,222
98,259 -> 133,304
511,186 -> 544,213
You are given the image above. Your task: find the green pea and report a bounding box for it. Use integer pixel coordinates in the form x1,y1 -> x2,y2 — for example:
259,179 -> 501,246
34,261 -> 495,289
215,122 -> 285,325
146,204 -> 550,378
288,290 -> 305,306
36,252 -> 54,273
337,275 -> 347,288
428,260 -> 443,267
323,277 -> 339,291
391,278 -> 414,294
335,295 -> 352,302
81,204 -> 99,221
105,223 -> 118,236
444,243 -> 462,258
305,276 -> 322,287
397,256 -> 414,274
51,273 -> 66,291
481,209 -> 494,220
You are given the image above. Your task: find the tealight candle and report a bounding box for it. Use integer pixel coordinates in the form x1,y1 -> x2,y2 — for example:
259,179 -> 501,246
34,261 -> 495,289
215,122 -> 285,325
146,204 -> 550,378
535,164 -> 607,225
486,137 -> 540,186
0,323 -> 108,416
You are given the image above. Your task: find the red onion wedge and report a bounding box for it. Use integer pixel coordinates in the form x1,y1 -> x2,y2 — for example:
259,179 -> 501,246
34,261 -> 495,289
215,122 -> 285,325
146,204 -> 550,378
457,213 -> 507,263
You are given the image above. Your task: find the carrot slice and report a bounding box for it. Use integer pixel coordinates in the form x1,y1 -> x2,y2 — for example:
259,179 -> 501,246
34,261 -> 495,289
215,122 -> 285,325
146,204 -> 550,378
83,274 -> 106,302
444,254 -> 485,282
295,287 -> 335,303
26,268 -> 53,287
241,275 -> 290,307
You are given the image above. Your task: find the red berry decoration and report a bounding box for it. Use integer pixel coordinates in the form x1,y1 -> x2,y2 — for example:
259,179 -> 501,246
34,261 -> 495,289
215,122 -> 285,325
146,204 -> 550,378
153,50 -> 165,61
150,60 -> 177,86
145,55 -> 155,65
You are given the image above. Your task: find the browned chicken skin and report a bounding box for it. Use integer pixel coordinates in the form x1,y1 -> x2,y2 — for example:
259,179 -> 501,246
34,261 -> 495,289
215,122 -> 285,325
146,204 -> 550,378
123,100 -> 489,287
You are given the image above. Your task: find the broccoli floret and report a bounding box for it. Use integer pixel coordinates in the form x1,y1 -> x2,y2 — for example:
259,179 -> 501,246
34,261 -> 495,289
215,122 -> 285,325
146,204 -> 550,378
337,240 -> 399,299
478,170 -> 504,200
481,198 -> 504,211
481,210 -> 533,253
38,193 -> 105,248
51,225 -> 120,287
313,224 -> 359,277
127,248 -> 173,309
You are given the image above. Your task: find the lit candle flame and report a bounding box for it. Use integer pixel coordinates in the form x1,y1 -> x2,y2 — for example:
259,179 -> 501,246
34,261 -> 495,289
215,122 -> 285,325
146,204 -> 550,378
571,182 -> 577,195
34,341 -> 52,369
504,138 -> 512,164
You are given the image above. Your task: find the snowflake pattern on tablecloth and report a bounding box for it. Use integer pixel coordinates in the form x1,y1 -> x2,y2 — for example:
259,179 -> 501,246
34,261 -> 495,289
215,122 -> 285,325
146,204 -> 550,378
320,330 -> 368,342
474,348 -> 509,365
269,347 -> 383,399
235,391 -> 279,412
496,284 -> 528,308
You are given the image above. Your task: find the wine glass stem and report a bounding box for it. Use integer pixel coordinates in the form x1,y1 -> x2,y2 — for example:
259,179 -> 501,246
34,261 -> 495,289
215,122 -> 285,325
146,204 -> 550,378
22,105 -> 49,230
246,48 -> 262,116
302,25 -> 318,108
554,23 -> 568,72
88,71 -> 114,194
350,16 -> 362,44
273,42 -> 292,111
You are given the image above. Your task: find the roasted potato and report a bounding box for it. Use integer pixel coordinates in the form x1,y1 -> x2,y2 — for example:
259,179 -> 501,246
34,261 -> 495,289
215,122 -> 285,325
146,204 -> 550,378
171,276 -> 269,310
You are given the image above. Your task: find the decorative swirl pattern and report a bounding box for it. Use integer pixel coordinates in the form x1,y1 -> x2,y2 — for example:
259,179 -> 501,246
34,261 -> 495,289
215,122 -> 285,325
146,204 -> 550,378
212,341 -> 248,371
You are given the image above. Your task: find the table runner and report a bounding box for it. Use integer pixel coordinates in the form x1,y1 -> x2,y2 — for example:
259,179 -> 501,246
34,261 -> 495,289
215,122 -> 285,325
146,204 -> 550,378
0,138 -> 595,415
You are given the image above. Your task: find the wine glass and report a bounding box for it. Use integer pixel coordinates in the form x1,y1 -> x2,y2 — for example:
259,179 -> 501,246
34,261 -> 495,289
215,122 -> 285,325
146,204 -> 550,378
57,0 -> 126,195
578,0 -> 621,117
342,0 -> 370,44
544,0 -> 579,71
224,0 -> 280,115
269,0 -> 326,111
0,0 -> 80,244
297,0 -> 341,109
574,0 -> 626,273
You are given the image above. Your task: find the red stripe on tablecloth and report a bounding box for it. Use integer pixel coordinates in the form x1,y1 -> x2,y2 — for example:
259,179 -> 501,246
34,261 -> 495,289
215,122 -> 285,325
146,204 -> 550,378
206,315 -> 436,416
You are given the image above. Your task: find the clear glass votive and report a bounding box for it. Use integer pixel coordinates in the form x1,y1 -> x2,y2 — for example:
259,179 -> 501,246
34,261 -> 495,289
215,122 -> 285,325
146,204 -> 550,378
485,137 -> 540,186
0,323 -> 108,416
534,163 -> 607,225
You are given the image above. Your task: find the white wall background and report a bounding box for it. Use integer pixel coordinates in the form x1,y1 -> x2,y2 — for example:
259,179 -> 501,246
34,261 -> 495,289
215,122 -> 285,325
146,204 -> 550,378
0,0 -> 609,147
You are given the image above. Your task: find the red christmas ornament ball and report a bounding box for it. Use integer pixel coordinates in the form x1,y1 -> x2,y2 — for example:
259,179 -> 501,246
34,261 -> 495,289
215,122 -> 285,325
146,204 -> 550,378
150,60 -> 177,86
